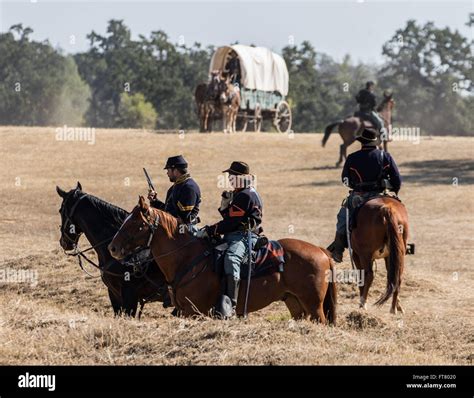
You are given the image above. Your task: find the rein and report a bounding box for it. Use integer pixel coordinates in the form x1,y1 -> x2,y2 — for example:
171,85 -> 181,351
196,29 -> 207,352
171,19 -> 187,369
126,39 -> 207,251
64,238 -> 124,278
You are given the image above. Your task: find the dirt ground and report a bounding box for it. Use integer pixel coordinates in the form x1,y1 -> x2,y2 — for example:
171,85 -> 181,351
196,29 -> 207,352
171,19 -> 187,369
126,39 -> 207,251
0,126 -> 473,365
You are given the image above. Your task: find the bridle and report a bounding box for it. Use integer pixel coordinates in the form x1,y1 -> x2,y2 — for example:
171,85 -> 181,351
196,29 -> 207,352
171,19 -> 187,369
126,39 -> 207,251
139,207 -> 200,260
59,192 -> 122,278
59,192 -> 88,247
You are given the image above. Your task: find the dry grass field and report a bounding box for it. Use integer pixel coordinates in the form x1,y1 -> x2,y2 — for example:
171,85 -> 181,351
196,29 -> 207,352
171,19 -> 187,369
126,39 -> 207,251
0,126 -> 473,365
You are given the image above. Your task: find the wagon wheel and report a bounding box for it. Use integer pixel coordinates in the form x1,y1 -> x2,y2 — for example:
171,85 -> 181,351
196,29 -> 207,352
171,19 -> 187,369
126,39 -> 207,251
236,113 -> 248,132
253,105 -> 262,132
274,101 -> 292,133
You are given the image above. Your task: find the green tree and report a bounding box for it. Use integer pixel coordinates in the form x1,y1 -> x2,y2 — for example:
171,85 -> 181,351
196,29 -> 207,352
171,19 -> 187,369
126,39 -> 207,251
282,42 -> 376,132
0,24 -> 89,126
378,19 -> 473,134
75,20 -> 212,129
118,92 -> 157,129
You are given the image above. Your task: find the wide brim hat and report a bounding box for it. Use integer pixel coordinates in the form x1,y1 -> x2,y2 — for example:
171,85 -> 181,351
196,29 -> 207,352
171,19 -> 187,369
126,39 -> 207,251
356,122 -> 379,144
222,161 -> 250,176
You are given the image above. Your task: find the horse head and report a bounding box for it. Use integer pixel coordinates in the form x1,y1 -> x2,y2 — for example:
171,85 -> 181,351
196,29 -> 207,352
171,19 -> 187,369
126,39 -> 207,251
108,196 -> 156,261
206,70 -> 222,100
56,181 -> 85,251
219,78 -> 235,105
377,91 -> 395,112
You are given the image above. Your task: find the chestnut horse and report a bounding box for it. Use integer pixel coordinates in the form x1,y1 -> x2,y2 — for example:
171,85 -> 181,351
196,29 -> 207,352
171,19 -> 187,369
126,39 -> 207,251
322,92 -> 395,167
220,81 -> 241,133
351,196 -> 408,314
108,197 -> 337,324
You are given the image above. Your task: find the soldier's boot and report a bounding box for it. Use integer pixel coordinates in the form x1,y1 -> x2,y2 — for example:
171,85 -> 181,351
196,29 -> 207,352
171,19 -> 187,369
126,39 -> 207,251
225,275 -> 241,318
328,233 -> 347,263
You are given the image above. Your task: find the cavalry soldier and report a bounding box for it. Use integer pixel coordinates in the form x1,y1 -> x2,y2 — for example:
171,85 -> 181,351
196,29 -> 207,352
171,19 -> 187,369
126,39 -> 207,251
224,50 -> 241,87
148,155 -> 201,229
196,161 -> 263,315
147,155 -> 201,311
328,125 -> 402,263
354,81 -> 385,134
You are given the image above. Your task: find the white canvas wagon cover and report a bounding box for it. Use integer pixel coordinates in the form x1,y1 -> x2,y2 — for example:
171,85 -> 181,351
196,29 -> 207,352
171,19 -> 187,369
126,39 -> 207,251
209,44 -> 289,96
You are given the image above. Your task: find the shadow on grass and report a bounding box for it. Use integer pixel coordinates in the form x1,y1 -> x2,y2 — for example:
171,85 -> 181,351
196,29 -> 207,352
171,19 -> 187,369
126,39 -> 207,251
291,165 -> 340,172
291,159 -> 474,187
399,159 -> 474,185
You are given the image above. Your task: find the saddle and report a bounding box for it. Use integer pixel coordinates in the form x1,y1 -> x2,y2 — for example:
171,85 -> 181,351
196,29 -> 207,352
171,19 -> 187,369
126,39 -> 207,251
350,192 -> 402,231
210,236 -> 285,279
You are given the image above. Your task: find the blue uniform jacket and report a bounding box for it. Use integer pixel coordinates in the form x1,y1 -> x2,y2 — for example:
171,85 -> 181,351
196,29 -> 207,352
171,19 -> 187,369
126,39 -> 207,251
342,146 -> 401,194
151,174 -> 201,224
211,187 -> 263,235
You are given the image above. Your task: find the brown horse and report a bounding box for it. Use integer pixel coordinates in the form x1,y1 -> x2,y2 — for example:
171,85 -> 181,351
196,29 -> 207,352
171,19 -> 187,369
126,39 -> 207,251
56,183 -> 168,317
322,92 -> 395,167
220,81 -> 241,133
108,197 -> 337,324
195,70 -> 226,132
351,196 -> 408,314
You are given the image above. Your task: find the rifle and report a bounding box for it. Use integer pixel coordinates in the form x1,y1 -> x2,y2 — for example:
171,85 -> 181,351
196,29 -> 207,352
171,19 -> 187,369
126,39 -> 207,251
243,218 -> 257,318
143,168 -> 156,192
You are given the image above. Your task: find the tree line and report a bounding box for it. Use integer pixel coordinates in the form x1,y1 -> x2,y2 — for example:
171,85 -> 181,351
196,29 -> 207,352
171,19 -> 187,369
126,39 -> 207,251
0,16 -> 472,134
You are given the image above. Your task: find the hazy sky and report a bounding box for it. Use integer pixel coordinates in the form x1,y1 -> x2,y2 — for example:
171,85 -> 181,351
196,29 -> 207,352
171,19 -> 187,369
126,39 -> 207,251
1,0 -> 472,64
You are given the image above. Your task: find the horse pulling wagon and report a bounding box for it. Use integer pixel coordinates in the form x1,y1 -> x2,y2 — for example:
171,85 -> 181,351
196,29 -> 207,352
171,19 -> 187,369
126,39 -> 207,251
197,45 -> 292,133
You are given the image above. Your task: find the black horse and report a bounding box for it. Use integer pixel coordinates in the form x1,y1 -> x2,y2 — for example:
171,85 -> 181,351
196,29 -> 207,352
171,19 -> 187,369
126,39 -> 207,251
56,182 -> 169,317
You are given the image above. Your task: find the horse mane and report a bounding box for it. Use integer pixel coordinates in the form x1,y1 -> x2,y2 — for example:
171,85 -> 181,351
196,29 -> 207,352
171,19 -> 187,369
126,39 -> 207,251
86,194 -> 129,228
377,95 -> 391,113
154,209 -> 180,240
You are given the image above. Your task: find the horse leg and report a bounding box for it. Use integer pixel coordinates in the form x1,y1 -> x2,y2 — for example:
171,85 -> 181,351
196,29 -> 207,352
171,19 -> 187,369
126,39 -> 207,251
199,106 -> 204,132
385,257 -> 404,315
108,289 -> 122,316
353,252 -> 373,310
360,263 -> 375,311
121,283 -> 139,317
202,107 -> 208,132
342,143 -> 348,162
223,108 -> 228,133
336,144 -> 345,168
283,293 -> 305,320
294,285 -> 326,323
232,110 -> 237,133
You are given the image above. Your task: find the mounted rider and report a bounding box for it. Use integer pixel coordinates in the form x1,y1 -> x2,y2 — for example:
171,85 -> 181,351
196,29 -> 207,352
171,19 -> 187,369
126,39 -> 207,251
148,155 -> 201,230
196,161 -> 263,315
354,81 -> 385,135
146,155 -> 201,310
328,125 -> 402,263
224,50 -> 241,87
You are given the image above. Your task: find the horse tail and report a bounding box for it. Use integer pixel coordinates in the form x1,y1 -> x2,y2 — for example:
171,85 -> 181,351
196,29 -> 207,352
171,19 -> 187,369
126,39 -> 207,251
322,249 -> 337,325
322,121 -> 341,147
375,204 -> 405,306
